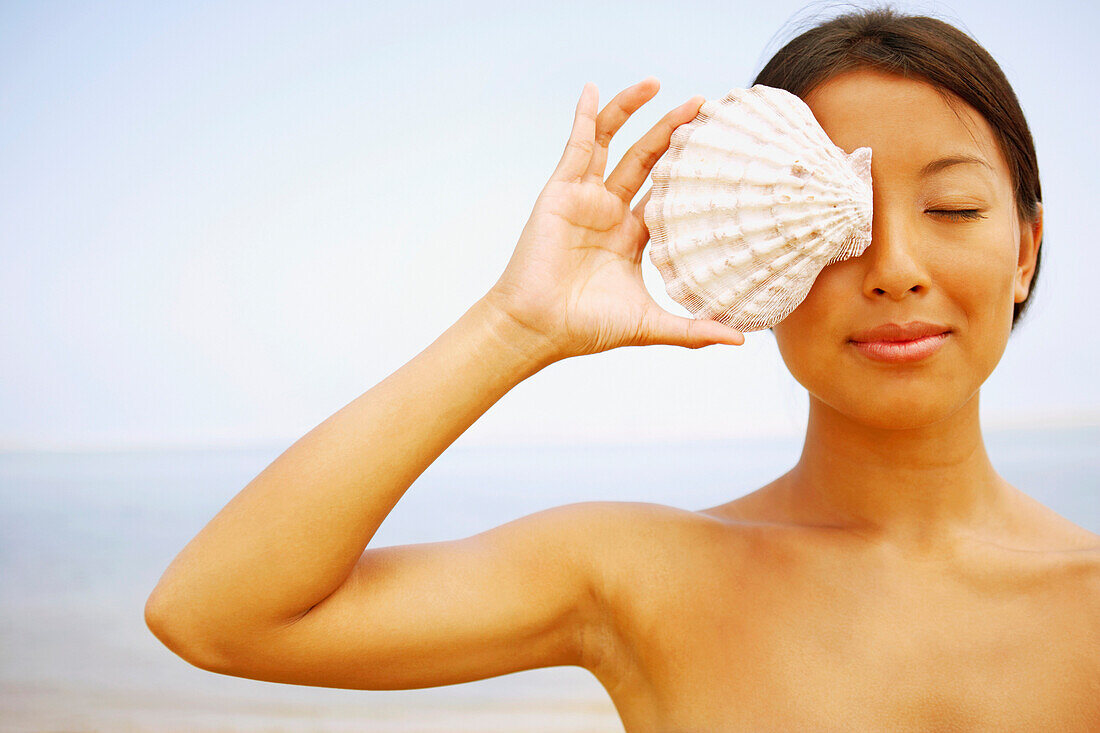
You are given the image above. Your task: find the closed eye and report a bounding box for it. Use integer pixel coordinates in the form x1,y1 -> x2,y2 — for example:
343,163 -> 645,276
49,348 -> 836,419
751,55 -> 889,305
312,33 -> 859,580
928,209 -> 986,222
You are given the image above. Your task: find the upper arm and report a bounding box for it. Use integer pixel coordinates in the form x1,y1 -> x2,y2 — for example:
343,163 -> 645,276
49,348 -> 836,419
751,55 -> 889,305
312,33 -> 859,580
197,501 -> 625,690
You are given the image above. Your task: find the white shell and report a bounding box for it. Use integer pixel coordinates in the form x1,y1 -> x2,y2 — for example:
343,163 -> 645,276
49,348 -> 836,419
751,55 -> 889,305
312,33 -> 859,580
645,84 -> 873,331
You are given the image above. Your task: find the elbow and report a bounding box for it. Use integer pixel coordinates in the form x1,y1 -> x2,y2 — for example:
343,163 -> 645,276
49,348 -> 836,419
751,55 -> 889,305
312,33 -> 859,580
144,588 -> 238,675
143,589 -> 184,654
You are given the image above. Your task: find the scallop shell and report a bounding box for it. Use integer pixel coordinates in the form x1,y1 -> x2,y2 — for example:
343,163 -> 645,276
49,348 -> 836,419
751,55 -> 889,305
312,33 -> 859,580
645,84 -> 873,331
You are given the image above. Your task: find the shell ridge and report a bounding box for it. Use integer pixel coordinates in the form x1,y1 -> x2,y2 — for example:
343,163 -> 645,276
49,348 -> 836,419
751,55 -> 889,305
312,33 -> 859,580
751,87 -> 869,202
746,86 -> 831,162
704,265 -> 810,331
644,84 -> 874,331
748,87 -> 843,173
701,119 -> 823,172
652,198 -> 868,250
691,94 -> 829,167
645,94 -> 727,310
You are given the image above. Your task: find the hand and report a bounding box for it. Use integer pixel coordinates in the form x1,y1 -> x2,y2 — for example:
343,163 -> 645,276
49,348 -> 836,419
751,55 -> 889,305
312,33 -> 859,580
485,78 -> 746,362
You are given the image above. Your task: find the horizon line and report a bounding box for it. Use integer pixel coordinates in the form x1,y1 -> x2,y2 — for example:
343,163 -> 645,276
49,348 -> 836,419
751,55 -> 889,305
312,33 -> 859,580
1,410 -> 1098,456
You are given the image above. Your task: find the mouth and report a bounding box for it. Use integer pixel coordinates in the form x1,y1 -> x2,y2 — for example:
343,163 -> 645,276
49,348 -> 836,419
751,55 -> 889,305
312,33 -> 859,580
848,332 -> 950,363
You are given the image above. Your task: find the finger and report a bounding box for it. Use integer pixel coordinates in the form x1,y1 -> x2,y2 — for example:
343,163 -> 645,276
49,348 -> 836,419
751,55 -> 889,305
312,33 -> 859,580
606,95 -> 705,204
631,188 -> 653,228
629,188 -> 654,255
639,308 -> 745,349
551,82 -> 599,182
582,77 -> 660,183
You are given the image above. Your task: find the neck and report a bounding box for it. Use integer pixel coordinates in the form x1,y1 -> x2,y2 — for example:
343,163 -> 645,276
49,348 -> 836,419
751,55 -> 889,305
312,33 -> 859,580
783,391 -> 1012,555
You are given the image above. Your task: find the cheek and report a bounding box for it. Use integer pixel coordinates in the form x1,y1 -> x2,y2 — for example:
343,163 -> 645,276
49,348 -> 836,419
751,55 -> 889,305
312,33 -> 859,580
943,220 -> 1019,327
771,265 -> 853,384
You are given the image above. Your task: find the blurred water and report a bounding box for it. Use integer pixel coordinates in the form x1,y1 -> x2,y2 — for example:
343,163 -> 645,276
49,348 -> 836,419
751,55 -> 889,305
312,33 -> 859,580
0,427 -> 1096,731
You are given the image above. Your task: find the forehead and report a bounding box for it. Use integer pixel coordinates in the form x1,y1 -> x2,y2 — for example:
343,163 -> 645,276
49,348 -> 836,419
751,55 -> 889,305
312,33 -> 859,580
802,68 -> 1008,186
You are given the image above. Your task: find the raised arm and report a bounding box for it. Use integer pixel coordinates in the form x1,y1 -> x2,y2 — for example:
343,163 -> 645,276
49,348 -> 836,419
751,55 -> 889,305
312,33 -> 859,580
144,78 -> 744,689
145,294 -> 564,675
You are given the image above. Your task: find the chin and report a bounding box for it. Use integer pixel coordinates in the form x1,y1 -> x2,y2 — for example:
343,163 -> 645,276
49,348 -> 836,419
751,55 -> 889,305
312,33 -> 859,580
813,383 -> 969,430
852,402 -> 958,430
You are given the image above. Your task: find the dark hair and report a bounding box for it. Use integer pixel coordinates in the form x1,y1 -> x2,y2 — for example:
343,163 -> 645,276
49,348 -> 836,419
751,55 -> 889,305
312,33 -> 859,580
754,3 -> 1042,330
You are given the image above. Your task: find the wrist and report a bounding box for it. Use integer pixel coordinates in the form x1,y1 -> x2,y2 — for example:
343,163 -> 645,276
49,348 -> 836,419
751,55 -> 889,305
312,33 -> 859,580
475,291 -> 564,373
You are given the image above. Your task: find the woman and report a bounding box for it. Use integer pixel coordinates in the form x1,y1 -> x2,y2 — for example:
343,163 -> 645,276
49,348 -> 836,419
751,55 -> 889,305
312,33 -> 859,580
146,6 -> 1099,730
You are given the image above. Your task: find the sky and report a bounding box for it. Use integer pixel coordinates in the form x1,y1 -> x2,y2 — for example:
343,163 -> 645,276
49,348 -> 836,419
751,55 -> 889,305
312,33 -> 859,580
2,0 -> 1098,451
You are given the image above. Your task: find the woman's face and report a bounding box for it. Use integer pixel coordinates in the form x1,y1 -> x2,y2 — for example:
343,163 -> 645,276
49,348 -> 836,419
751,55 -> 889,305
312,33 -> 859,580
771,67 -> 1042,429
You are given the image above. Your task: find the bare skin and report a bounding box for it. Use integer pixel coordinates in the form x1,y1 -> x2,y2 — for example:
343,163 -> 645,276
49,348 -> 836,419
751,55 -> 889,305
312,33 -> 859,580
145,75 -> 1100,731
582,484 -> 1100,732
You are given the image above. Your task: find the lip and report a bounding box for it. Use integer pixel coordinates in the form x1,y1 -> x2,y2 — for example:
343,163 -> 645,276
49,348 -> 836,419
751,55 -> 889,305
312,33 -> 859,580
849,321 -> 951,342
849,332 -> 950,363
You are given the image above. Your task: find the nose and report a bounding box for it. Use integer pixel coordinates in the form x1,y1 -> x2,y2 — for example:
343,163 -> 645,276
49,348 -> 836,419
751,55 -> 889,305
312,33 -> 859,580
858,208 -> 932,300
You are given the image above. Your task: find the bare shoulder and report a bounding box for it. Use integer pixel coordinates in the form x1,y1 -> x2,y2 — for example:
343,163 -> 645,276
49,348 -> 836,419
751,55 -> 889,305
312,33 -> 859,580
559,500 -> 758,672
569,498 -> 759,559
562,499 -> 752,582
1047,518 -> 1100,610
1002,498 -> 1100,694
966,487 -> 1100,642
1040,518 -> 1100,652
559,498 -> 745,543
1007,487 -> 1100,577
1008,484 -> 1100,549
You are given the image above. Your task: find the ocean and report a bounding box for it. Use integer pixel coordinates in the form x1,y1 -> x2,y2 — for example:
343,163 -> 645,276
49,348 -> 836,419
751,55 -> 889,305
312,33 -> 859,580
1,427 -> 1096,732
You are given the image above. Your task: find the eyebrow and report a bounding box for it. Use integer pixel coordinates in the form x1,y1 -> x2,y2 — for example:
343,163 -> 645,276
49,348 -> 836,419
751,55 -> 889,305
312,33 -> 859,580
919,154 -> 993,178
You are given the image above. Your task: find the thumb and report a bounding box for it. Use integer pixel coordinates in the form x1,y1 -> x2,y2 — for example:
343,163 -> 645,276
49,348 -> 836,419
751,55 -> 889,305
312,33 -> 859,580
640,308 -> 745,349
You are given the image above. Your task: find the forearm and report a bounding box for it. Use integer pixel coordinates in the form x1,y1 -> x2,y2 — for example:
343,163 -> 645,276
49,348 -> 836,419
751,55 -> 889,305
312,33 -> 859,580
146,293 -> 558,650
